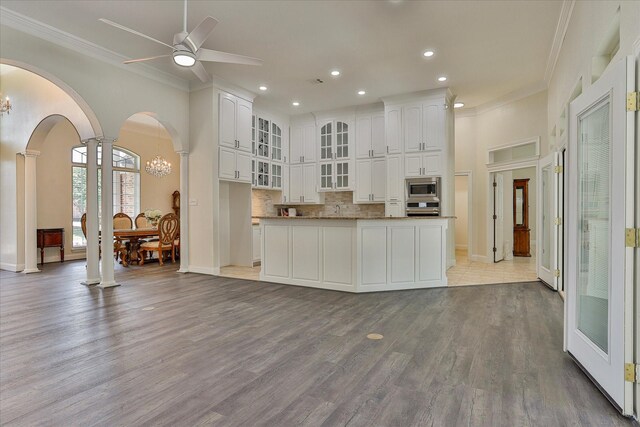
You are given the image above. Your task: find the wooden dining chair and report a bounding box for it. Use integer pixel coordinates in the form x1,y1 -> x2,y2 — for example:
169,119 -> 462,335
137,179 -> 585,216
134,213 -> 148,229
113,213 -> 133,262
81,213 -> 101,257
138,213 -> 179,265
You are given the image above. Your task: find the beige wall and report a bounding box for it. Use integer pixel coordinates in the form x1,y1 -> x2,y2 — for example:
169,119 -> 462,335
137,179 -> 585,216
454,175 -> 469,249
34,118 -> 178,263
455,90 -> 547,260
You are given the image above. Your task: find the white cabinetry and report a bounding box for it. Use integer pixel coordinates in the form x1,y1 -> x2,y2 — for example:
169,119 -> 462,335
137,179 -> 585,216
289,163 -> 320,203
290,124 -> 316,163
385,105 -> 402,154
356,114 -> 386,159
252,224 -> 261,263
355,158 -> 385,203
219,147 -> 252,183
404,152 -> 442,177
403,101 -> 444,153
386,155 -> 404,202
219,92 -> 251,152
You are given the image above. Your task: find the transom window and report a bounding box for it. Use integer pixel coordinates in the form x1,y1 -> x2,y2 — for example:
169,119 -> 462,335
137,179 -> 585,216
71,145 -> 140,248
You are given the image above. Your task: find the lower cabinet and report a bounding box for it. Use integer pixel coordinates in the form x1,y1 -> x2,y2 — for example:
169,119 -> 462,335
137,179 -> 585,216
252,224 -> 261,264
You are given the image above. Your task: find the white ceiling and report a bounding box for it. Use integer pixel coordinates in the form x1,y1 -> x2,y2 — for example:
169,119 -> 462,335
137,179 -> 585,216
1,0 -> 563,114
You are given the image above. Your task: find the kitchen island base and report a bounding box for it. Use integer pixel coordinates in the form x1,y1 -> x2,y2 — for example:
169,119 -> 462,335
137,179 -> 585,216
259,217 -> 449,293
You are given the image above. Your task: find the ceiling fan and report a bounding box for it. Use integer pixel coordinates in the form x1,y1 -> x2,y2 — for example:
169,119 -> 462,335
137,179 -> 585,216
99,0 -> 263,82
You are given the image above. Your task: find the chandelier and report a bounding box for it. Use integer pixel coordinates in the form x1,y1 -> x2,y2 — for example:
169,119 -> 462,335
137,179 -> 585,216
0,93 -> 11,116
145,155 -> 172,177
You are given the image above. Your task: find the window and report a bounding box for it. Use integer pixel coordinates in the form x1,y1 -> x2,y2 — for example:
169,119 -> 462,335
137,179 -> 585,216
71,145 -> 140,248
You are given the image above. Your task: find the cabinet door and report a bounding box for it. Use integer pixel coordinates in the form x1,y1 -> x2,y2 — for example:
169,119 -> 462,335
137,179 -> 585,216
256,159 -> 270,187
386,201 -> 403,217
386,155 -> 403,201
281,163 -> 289,203
360,226 -> 387,286
236,98 -> 253,152
319,121 -> 333,161
403,104 -> 422,152
355,116 -> 372,159
404,153 -> 423,177
386,106 -> 402,154
388,226 -> 416,283
219,94 -> 237,148
303,163 -> 318,203
423,152 -> 441,176
271,163 -> 282,189
290,126 -> 304,163
319,162 -> 333,191
252,226 -> 261,262
371,113 -> 386,157
236,151 -> 253,183
303,124 -> 317,162
289,164 -> 303,203
355,159 -> 372,202
335,121 -> 350,159
219,147 -> 237,180
423,102 -> 443,150
371,157 -> 386,201
335,161 -> 350,190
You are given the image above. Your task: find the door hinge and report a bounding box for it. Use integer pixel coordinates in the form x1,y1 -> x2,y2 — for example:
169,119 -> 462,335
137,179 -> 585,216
627,92 -> 639,112
492,182 -> 497,187
625,363 -> 639,383
625,228 -> 640,248
553,269 -> 560,278
492,247 -> 497,253
554,165 -> 563,174
554,217 -> 562,225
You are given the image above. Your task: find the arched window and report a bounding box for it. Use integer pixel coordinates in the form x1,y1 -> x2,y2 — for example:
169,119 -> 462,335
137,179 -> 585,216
71,145 -> 140,248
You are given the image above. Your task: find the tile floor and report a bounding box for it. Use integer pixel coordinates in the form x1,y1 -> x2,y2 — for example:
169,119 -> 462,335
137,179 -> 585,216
219,249 -> 540,287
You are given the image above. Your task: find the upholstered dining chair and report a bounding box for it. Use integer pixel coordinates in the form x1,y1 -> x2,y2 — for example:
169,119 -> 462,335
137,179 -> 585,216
134,212 -> 148,229
138,213 -> 179,266
113,212 -> 133,262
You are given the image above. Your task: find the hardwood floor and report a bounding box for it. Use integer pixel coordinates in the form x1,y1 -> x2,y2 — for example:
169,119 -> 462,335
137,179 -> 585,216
0,261 -> 631,426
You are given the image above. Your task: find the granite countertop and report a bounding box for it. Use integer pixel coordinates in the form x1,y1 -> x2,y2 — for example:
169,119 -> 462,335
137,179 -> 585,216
254,216 -> 455,220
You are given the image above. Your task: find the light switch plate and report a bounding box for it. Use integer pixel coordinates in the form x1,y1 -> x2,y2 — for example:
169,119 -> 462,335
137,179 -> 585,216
189,199 -> 198,206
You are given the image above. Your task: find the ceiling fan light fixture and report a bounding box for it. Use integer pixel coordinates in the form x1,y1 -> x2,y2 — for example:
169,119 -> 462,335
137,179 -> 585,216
173,50 -> 196,67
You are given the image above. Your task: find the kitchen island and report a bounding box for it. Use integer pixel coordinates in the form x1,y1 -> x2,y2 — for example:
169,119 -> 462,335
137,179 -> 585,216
258,216 -> 451,293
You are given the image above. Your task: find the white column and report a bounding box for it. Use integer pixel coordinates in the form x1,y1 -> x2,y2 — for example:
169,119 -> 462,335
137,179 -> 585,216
22,150 -> 41,274
98,138 -> 119,288
81,138 -> 101,285
177,151 -> 189,273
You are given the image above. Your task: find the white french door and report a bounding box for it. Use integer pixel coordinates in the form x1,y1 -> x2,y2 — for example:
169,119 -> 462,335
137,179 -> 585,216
493,173 -> 505,262
555,149 -> 565,293
567,56 -> 635,412
538,154 -> 555,286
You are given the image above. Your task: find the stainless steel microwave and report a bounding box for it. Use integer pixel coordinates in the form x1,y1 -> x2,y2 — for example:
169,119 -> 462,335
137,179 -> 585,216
406,177 -> 440,199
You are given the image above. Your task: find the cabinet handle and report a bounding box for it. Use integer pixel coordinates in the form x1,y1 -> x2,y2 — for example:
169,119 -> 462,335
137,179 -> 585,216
386,146 -> 389,154
302,156 -> 305,162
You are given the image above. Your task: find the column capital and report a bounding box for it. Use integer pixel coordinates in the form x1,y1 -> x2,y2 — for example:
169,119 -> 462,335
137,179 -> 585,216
177,150 -> 189,157
98,136 -> 117,145
20,149 -> 40,157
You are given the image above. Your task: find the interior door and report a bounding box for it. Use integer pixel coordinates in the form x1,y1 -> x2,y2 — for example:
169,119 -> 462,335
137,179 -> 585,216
567,56 -> 634,411
538,154 -> 555,286
555,149 -> 565,293
493,173 -> 504,262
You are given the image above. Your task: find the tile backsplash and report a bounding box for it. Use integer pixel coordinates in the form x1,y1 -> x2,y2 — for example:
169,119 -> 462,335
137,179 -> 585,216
251,189 -> 385,218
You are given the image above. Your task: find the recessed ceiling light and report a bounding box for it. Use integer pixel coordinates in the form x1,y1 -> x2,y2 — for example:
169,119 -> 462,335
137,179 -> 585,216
454,102 -> 465,109
292,101 -> 300,106
330,70 -> 340,76
423,50 -> 434,57
438,76 -> 447,82
259,86 -> 267,91
357,90 -> 366,95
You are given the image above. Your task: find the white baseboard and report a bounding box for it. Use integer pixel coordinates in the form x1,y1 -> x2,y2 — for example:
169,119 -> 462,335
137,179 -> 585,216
0,263 -> 25,272
470,254 -> 489,263
455,244 -> 468,250
188,265 -> 219,276
41,252 -> 87,264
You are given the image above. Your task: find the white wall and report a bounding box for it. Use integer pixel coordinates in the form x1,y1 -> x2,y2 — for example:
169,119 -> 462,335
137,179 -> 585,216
454,90 -> 547,260
454,175 -> 469,250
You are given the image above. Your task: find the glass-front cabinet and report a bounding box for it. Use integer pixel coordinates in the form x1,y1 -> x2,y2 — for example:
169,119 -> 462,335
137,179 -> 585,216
251,114 -> 285,190
318,119 -> 351,191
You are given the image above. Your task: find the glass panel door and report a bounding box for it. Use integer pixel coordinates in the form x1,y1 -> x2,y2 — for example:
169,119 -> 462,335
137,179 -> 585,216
320,123 -> 332,160
576,101 -> 610,353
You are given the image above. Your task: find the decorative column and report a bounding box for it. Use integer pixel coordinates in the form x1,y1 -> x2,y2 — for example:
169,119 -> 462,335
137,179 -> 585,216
98,138 -> 119,288
21,150 -> 41,274
81,138 -> 101,285
177,151 -> 189,273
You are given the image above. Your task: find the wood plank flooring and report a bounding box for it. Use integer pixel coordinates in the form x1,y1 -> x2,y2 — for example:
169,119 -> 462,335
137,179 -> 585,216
0,261 -> 631,426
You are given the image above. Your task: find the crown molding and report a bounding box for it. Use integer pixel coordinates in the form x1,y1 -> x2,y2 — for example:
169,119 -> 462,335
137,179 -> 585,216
0,6 -> 189,92
456,81 -> 547,118
544,0 -> 575,85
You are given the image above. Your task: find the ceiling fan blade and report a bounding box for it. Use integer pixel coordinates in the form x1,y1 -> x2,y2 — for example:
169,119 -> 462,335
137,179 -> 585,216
191,61 -> 210,82
123,55 -> 170,64
185,16 -> 218,51
99,18 -> 174,50
198,49 -> 263,66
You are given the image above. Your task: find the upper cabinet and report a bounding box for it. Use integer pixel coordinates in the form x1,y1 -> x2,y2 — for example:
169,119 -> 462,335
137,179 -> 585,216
219,92 -> 252,153
318,119 -> 351,161
356,113 -> 386,159
403,101 -> 444,153
290,123 -> 316,163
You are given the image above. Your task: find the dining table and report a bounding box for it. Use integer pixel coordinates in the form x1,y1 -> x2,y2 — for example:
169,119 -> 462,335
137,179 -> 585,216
113,228 -> 159,267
